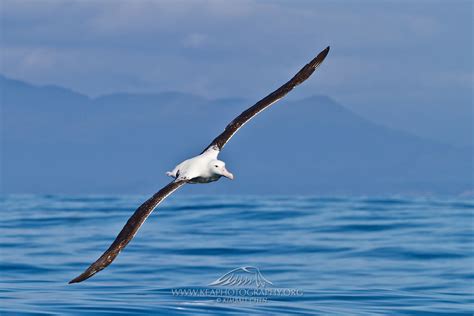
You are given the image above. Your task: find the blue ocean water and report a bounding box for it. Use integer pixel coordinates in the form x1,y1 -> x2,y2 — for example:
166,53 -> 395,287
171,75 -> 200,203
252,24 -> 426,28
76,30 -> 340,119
0,195 -> 472,315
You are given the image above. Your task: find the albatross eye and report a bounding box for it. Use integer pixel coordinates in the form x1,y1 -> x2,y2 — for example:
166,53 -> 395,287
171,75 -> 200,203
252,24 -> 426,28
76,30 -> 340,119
214,165 -> 218,168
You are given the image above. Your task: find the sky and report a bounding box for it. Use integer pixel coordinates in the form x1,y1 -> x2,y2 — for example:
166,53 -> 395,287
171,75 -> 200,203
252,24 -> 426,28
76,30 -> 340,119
0,0 -> 473,146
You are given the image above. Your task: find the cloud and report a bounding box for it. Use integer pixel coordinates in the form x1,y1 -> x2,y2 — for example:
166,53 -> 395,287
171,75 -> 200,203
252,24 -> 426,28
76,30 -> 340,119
182,33 -> 209,48
0,0 -> 471,107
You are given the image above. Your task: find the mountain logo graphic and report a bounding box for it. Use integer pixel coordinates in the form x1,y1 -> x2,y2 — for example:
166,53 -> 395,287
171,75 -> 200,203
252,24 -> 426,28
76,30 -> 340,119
208,266 -> 273,288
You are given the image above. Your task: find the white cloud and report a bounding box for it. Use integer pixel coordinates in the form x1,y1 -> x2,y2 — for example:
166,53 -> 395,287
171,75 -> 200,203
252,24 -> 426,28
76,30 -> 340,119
182,33 -> 209,48
0,0 -> 471,108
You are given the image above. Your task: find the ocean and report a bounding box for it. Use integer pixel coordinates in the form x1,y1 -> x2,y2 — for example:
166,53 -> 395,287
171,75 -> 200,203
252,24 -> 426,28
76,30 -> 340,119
0,195 -> 472,315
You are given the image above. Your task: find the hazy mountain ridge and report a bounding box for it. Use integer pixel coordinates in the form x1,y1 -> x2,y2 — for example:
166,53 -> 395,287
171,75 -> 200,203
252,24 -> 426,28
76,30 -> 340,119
1,75 -> 472,195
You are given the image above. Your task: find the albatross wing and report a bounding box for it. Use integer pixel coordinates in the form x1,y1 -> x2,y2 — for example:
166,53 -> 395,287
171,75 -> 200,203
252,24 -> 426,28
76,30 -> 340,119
202,46 -> 330,153
69,46 -> 330,284
69,180 -> 187,284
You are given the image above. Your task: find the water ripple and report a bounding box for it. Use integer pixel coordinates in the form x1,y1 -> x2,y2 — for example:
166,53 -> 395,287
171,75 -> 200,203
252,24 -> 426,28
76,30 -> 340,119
0,195 -> 472,314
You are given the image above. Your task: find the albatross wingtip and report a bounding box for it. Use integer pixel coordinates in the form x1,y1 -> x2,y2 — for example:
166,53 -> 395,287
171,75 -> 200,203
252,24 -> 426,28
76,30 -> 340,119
68,269 -> 96,284
307,46 -> 330,70
68,277 -> 80,284
320,46 -> 330,57
68,275 -> 86,284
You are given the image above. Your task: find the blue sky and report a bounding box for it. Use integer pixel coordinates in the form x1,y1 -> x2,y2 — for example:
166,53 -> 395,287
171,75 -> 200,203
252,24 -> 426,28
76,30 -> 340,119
1,0 -> 472,145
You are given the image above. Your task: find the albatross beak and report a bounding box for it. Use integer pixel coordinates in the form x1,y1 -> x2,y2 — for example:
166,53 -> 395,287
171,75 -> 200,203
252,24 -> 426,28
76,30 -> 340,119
221,167 -> 234,180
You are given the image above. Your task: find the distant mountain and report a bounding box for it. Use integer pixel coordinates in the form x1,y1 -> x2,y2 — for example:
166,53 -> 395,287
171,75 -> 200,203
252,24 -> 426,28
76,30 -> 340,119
1,75 -> 472,195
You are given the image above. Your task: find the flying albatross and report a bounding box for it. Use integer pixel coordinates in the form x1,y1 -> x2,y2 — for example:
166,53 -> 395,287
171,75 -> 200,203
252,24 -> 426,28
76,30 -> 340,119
69,46 -> 330,284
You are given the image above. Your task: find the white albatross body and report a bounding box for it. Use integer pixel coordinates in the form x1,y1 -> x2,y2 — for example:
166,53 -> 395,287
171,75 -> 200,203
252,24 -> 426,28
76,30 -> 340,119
166,147 -> 234,183
69,46 -> 330,284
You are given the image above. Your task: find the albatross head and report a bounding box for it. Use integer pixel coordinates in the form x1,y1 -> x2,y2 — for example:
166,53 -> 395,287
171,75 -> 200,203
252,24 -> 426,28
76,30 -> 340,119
210,160 -> 234,180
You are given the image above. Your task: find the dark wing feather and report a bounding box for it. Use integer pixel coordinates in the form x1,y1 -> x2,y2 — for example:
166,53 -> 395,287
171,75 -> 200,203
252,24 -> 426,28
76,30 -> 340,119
69,180 -> 186,284
202,46 -> 330,153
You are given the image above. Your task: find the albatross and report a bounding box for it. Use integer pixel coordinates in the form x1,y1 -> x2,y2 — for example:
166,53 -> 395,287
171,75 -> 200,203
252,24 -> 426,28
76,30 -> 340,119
69,46 -> 330,284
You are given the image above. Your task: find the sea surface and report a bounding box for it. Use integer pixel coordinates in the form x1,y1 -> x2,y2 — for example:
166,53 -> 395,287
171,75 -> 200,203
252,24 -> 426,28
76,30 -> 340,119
0,195 -> 472,315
